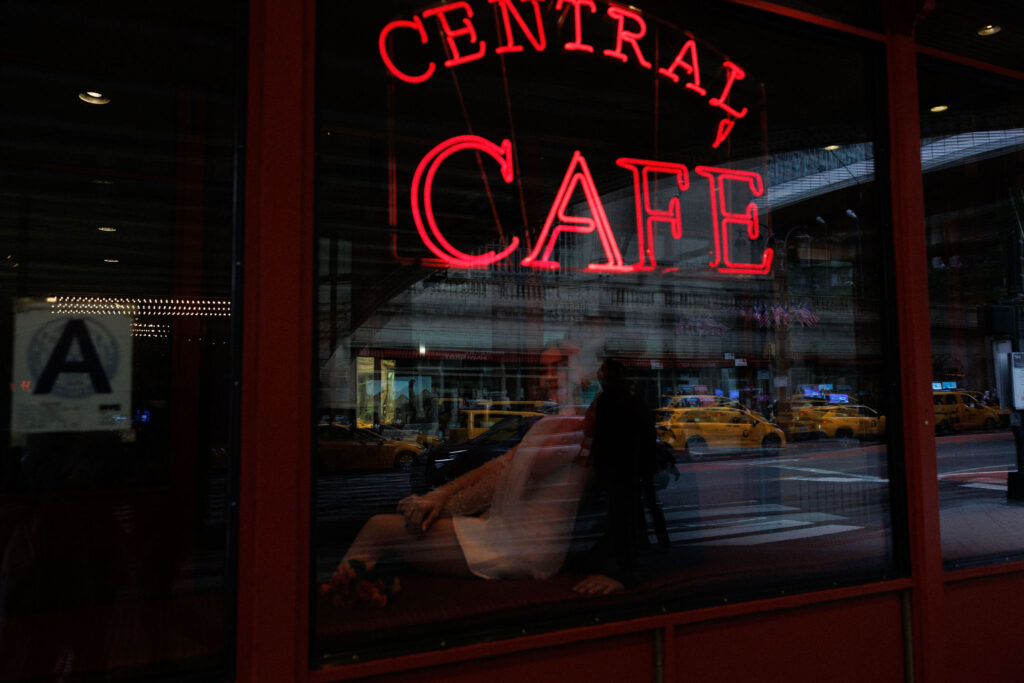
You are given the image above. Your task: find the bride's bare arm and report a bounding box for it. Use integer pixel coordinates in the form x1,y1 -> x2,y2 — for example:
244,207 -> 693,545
397,448 -> 514,532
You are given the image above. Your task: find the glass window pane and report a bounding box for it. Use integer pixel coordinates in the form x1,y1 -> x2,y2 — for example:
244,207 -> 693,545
919,56 -> 1024,570
760,0 -> 881,31
314,1 -> 896,663
0,2 -> 241,678
917,2 -> 1024,73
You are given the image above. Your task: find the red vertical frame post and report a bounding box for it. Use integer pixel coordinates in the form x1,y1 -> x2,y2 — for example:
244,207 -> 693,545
238,0 -> 315,679
885,3 -> 944,682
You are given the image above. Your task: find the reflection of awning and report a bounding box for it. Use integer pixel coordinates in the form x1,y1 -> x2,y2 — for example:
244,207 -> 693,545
755,128 -> 1023,212
359,348 -> 544,364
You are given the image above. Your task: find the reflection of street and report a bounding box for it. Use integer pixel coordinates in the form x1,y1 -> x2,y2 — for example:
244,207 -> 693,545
312,430 -> 1022,574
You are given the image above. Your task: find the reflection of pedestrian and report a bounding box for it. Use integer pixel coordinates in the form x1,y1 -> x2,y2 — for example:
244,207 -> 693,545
572,359 -> 666,595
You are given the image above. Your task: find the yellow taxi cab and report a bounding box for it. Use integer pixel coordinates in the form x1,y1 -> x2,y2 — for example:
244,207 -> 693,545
813,405 -> 886,439
446,409 -> 546,444
933,391 -> 1002,434
661,394 -> 752,412
653,406 -> 785,460
963,391 -> 1011,427
775,398 -> 833,439
317,424 -> 426,472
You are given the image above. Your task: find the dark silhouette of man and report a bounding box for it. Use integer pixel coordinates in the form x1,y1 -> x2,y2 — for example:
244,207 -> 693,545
573,359 -> 668,595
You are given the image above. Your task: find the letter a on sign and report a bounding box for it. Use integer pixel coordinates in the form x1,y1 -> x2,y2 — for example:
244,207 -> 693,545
11,305 -> 132,433
35,319 -> 112,394
521,151 -> 628,271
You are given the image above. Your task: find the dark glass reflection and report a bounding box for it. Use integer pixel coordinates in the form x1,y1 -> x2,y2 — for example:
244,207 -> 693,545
919,57 -> 1024,570
314,0 -> 895,664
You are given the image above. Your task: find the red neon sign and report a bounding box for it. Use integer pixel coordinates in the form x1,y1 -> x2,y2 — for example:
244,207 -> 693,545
616,158 -> 689,271
520,151 -> 628,272
407,135 -> 772,277
555,0 -> 597,52
411,135 -> 519,267
378,2 -> 753,150
490,0 -> 547,54
695,166 -> 772,274
602,6 -> 652,69
378,16 -> 436,84
658,39 -> 706,96
422,2 -> 488,68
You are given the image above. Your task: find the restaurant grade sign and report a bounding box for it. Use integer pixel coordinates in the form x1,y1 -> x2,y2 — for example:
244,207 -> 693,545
380,0 -> 773,276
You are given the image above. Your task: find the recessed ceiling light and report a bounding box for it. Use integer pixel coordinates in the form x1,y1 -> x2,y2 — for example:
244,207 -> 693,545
97,226 -> 117,232
824,145 -> 840,151
977,25 -> 1002,36
930,105 -> 949,113
103,258 -> 120,263
78,91 -> 110,105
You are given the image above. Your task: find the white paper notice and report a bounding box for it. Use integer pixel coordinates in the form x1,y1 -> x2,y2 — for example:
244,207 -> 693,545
11,301 -> 132,434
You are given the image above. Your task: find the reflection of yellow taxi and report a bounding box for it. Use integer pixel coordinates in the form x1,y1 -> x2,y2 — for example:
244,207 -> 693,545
812,405 -> 886,439
776,399 -> 833,439
380,424 -> 443,448
662,394 -> 751,412
933,391 -> 1002,434
653,407 -> 785,460
318,425 -> 425,472
963,391 -> 1011,427
446,409 -> 545,444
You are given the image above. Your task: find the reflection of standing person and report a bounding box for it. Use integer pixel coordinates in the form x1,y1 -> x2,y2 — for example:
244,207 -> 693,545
572,359 -> 662,595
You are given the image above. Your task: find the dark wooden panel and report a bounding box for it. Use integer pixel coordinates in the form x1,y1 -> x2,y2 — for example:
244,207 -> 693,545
674,595 -> 905,683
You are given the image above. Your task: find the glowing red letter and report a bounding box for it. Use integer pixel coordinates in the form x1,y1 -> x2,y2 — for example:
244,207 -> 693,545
423,2 -> 487,68
658,39 -> 706,96
490,0 -> 546,54
602,7 -> 652,69
616,159 -> 690,271
412,135 -> 519,267
695,166 -> 772,275
522,151 -> 627,272
379,16 -> 437,84
708,61 -> 749,119
556,0 -> 597,53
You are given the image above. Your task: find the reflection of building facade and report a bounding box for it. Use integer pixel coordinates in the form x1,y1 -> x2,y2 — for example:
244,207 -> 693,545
322,240 -> 884,423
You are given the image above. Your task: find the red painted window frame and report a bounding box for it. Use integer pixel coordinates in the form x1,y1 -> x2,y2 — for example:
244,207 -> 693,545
235,0 -> 1024,681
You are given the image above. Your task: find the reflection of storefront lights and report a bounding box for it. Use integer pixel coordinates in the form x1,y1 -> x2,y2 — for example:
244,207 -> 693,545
419,344 -> 426,356
929,105 -> 949,113
977,25 -> 1002,36
103,258 -> 119,263
78,90 -> 110,104
97,226 -> 117,232
49,296 -> 231,318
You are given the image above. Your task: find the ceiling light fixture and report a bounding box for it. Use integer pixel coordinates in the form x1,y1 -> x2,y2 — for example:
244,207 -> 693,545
824,145 -> 840,151
97,226 -> 117,232
930,105 -> 949,113
977,25 -> 1002,36
103,258 -> 120,263
78,91 -> 110,105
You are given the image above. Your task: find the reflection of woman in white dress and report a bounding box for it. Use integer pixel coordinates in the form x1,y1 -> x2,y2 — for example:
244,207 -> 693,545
322,414 -> 594,603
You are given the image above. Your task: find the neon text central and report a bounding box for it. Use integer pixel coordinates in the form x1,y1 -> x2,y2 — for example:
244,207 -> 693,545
380,1 -> 750,149
411,135 -> 773,275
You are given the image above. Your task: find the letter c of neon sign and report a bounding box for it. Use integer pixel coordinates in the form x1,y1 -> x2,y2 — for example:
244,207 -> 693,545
379,16 -> 437,84
411,135 -> 519,267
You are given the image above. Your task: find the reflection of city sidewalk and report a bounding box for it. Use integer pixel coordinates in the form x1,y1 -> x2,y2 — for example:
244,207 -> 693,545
942,498 -> 1024,565
939,466 -> 1012,491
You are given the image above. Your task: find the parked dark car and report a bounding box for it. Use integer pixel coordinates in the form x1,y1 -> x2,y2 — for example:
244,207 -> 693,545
414,412 -> 679,493
416,414 -> 544,490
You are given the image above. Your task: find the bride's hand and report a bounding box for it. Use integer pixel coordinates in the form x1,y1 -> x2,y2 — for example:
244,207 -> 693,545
397,494 -> 442,534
